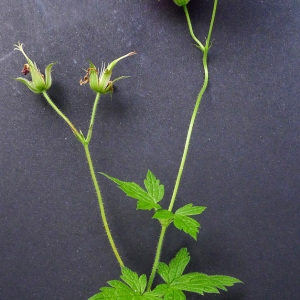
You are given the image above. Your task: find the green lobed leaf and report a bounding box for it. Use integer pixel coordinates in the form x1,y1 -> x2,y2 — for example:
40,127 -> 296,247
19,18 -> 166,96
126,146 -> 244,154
89,267 -> 163,300
121,267 -> 147,294
89,280 -> 136,299
157,262 -> 169,284
152,209 -> 174,220
142,290 -> 165,299
144,170 -> 164,203
155,248 -> 242,298
171,273 -> 242,295
158,248 -> 190,284
175,203 -> 206,216
173,214 -> 200,240
164,288 -> 186,300
172,203 -> 206,240
100,172 -> 161,210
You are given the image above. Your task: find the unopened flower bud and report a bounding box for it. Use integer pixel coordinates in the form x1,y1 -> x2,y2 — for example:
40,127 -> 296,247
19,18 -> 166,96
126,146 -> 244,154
173,0 -> 190,6
14,42 -> 55,94
80,52 -> 136,95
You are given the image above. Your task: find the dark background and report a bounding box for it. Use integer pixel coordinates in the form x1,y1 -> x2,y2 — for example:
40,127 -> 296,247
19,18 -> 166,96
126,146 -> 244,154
0,0 -> 299,299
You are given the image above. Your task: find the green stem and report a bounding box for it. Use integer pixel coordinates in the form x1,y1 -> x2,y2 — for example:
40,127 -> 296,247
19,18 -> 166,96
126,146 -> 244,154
169,0 -> 218,212
147,0 -> 218,290
168,48 -> 209,211
83,142 -> 124,267
42,91 -> 81,138
206,0 -> 218,48
183,5 -> 204,51
42,90 -> 124,267
146,225 -> 167,291
86,92 -> 101,144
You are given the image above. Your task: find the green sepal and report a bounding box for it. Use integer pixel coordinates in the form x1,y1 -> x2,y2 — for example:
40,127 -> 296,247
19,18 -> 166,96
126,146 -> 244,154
88,61 -> 101,93
44,62 -> 56,90
29,63 -> 46,91
98,68 -> 112,93
14,77 -> 41,94
111,75 -> 131,86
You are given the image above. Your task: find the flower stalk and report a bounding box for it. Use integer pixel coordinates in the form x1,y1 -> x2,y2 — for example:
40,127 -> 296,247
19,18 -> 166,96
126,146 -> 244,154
14,44 -> 137,268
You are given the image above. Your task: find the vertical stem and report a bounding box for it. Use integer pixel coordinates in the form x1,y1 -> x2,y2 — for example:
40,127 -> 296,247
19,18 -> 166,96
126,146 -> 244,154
84,142 -> 124,267
83,92 -> 124,267
168,48 -> 209,212
147,0 -> 218,290
86,92 -> 101,144
146,225 -> 167,291
206,0 -> 218,47
147,49 -> 208,289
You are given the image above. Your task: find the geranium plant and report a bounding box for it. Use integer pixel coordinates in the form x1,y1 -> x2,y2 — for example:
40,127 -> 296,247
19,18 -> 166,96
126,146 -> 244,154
14,0 -> 242,298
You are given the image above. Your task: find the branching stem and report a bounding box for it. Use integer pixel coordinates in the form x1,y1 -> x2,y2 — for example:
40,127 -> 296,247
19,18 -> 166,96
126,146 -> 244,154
42,90 -> 124,267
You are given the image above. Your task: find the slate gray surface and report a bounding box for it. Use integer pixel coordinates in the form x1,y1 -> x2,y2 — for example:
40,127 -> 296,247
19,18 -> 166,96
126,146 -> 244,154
0,1 -> 299,299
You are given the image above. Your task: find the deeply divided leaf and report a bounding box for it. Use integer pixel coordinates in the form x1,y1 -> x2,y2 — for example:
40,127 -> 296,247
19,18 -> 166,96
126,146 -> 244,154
100,172 -> 161,210
173,214 -> 200,240
163,288 -> 185,300
173,203 -> 206,240
144,170 -> 164,203
89,267 -> 163,299
175,203 -> 206,216
171,273 -> 243,295
158,248 -> 190,284
121,267 -> 146,294
156,248 -> 242,298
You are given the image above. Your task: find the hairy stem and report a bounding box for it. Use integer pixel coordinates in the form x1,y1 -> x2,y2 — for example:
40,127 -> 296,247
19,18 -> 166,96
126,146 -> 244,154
86,92 -> 101,144
169,0 -> 218,213
146,225 -> 167,291
42,91 -> 81,138
42,90 -> 124,267
147,0 -> 218,290
168,49 -> 209,212
83,142 -> 124,267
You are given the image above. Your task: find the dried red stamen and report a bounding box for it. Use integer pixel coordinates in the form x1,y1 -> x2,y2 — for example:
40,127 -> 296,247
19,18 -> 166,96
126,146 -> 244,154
21,64 -> 30,75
